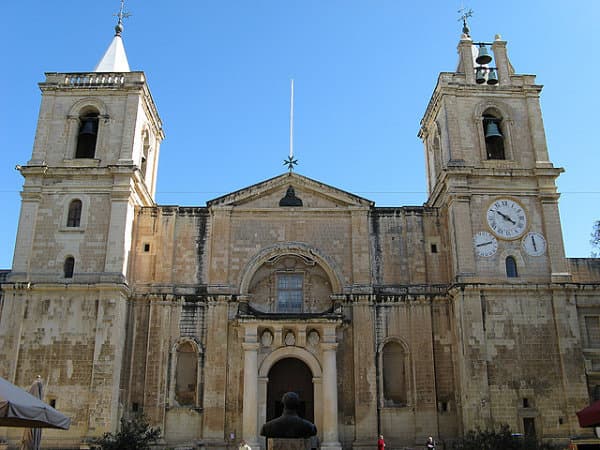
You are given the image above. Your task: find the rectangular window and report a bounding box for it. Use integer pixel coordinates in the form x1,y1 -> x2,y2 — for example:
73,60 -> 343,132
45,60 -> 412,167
585,316 -> 600,347
277,273 -> 303,313
66,200 -> 82,227
523,417 -> 536,437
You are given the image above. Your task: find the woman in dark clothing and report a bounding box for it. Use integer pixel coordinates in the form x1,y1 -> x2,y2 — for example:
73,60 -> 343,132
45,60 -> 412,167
426,436 -> 436,449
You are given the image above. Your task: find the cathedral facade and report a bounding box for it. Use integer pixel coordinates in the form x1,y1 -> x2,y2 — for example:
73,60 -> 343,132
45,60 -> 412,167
1,21 -> 600,450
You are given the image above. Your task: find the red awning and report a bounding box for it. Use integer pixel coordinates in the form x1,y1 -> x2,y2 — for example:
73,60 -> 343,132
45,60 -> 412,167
577,401 -> 600,428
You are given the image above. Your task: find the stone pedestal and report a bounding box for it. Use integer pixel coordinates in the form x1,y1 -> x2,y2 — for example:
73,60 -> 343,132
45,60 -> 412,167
267,438 -> 310,450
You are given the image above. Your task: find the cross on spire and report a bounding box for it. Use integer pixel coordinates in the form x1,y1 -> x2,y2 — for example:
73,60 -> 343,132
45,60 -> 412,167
283,155 -> 298,172
458,7 -> 473,38
113,0 -> 132,36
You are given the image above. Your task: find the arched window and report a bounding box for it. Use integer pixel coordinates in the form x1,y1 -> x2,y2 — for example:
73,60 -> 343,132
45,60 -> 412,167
66,199 -> 82,227
140,131 -> 150,180
75,112 -> 99,158
506,256 -> 518,278
382,341 -> 407,406
63,257 -> 75,278
482,113 -> 505,160
175,341 -> 198,406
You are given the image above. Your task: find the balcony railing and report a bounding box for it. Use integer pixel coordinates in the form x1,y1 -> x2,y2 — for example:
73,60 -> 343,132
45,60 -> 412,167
43,72 -> 146,88
64,73 -> 125,86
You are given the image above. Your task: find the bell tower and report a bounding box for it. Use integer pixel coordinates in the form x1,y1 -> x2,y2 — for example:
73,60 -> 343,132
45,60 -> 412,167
419,26 -> 570,284
10,17 -> 164,284
418,22 -> 588,436
0,12 -> 164,442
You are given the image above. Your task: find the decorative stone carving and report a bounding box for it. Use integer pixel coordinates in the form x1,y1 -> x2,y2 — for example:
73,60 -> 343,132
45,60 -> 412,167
261,330 -> 274,347
307,330 -> 320,347
284,331 -> 296,346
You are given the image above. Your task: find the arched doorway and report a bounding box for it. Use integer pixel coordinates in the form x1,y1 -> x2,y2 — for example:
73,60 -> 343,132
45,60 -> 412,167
266,358 -> 314,423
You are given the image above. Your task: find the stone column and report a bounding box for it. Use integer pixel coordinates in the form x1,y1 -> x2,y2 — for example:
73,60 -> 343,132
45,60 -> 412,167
491,38 -> 511,86
457,37 -> 475,84
320,342 -> 341,449
242,342 -> 260,448
257,376 -> 268,450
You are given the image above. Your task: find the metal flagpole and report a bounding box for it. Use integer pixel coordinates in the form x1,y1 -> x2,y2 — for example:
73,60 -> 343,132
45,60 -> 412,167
289,79 -> 294,160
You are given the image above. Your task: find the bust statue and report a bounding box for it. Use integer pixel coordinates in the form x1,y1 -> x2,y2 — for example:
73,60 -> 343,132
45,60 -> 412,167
260,392 -> 317,438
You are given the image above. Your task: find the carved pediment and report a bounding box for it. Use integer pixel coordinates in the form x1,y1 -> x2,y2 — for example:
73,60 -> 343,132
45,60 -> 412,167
206,172 -> 373,209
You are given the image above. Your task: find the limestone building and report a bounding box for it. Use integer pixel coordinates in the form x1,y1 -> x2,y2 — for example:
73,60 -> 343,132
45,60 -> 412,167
1,17 -> 600,450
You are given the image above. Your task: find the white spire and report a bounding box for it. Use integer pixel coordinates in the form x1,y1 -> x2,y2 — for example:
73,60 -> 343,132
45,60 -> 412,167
94,0 -> 131,72
94,34 -> 130,72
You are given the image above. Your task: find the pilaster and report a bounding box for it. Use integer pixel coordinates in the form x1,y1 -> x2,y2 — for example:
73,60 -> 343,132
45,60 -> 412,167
352,298 -> 378,447
447,196 -> 476,281
202,298 -> 229,445
540,196 -> 571,282
11,190 -> 41,277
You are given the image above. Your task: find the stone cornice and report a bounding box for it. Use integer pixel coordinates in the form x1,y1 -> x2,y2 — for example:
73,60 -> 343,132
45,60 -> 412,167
1,281 -> 131,296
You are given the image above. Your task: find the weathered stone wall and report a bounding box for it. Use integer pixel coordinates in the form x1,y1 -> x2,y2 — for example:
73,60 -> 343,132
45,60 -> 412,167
369,208 -> 450,286
453,286 -> 589,437
131,207 -> 210,289
570,258 -> 600,283
0,286 -> 129,445
24,190 -> 112,279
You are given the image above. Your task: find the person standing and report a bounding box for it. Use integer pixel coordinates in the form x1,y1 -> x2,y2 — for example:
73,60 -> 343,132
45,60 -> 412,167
377,434 -> 386,450
238,440 -> 251,450
426,436 -> 436,449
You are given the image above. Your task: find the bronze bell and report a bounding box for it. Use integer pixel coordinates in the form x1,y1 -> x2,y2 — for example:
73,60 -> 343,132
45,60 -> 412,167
484,120 -> 503,140
79,118 -> 98,136
487,68 -> 499,85
475,44 -> 492,65
475,68 -> 486,84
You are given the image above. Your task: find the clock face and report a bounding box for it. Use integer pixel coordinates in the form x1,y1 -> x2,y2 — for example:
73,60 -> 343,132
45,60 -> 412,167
473,231 -> 498,257
486,198 -> 527,239
522,231 -> 546,256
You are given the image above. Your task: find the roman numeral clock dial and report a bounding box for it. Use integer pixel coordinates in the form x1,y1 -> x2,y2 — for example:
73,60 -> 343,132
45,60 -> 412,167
486,198 -> 527,239
473,231 -> 498,257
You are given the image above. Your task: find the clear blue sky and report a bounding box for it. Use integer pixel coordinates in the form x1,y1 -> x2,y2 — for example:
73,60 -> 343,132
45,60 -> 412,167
1,1 -> 598,269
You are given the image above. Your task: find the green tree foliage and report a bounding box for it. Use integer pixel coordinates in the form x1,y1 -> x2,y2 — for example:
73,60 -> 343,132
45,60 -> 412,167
449,425 -> 559,450
94,414 -> 161,450
592,220 -> 600,257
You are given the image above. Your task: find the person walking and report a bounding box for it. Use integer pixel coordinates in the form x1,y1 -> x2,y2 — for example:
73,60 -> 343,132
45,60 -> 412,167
426,436 -> 436,449
377,434 -> 386,450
